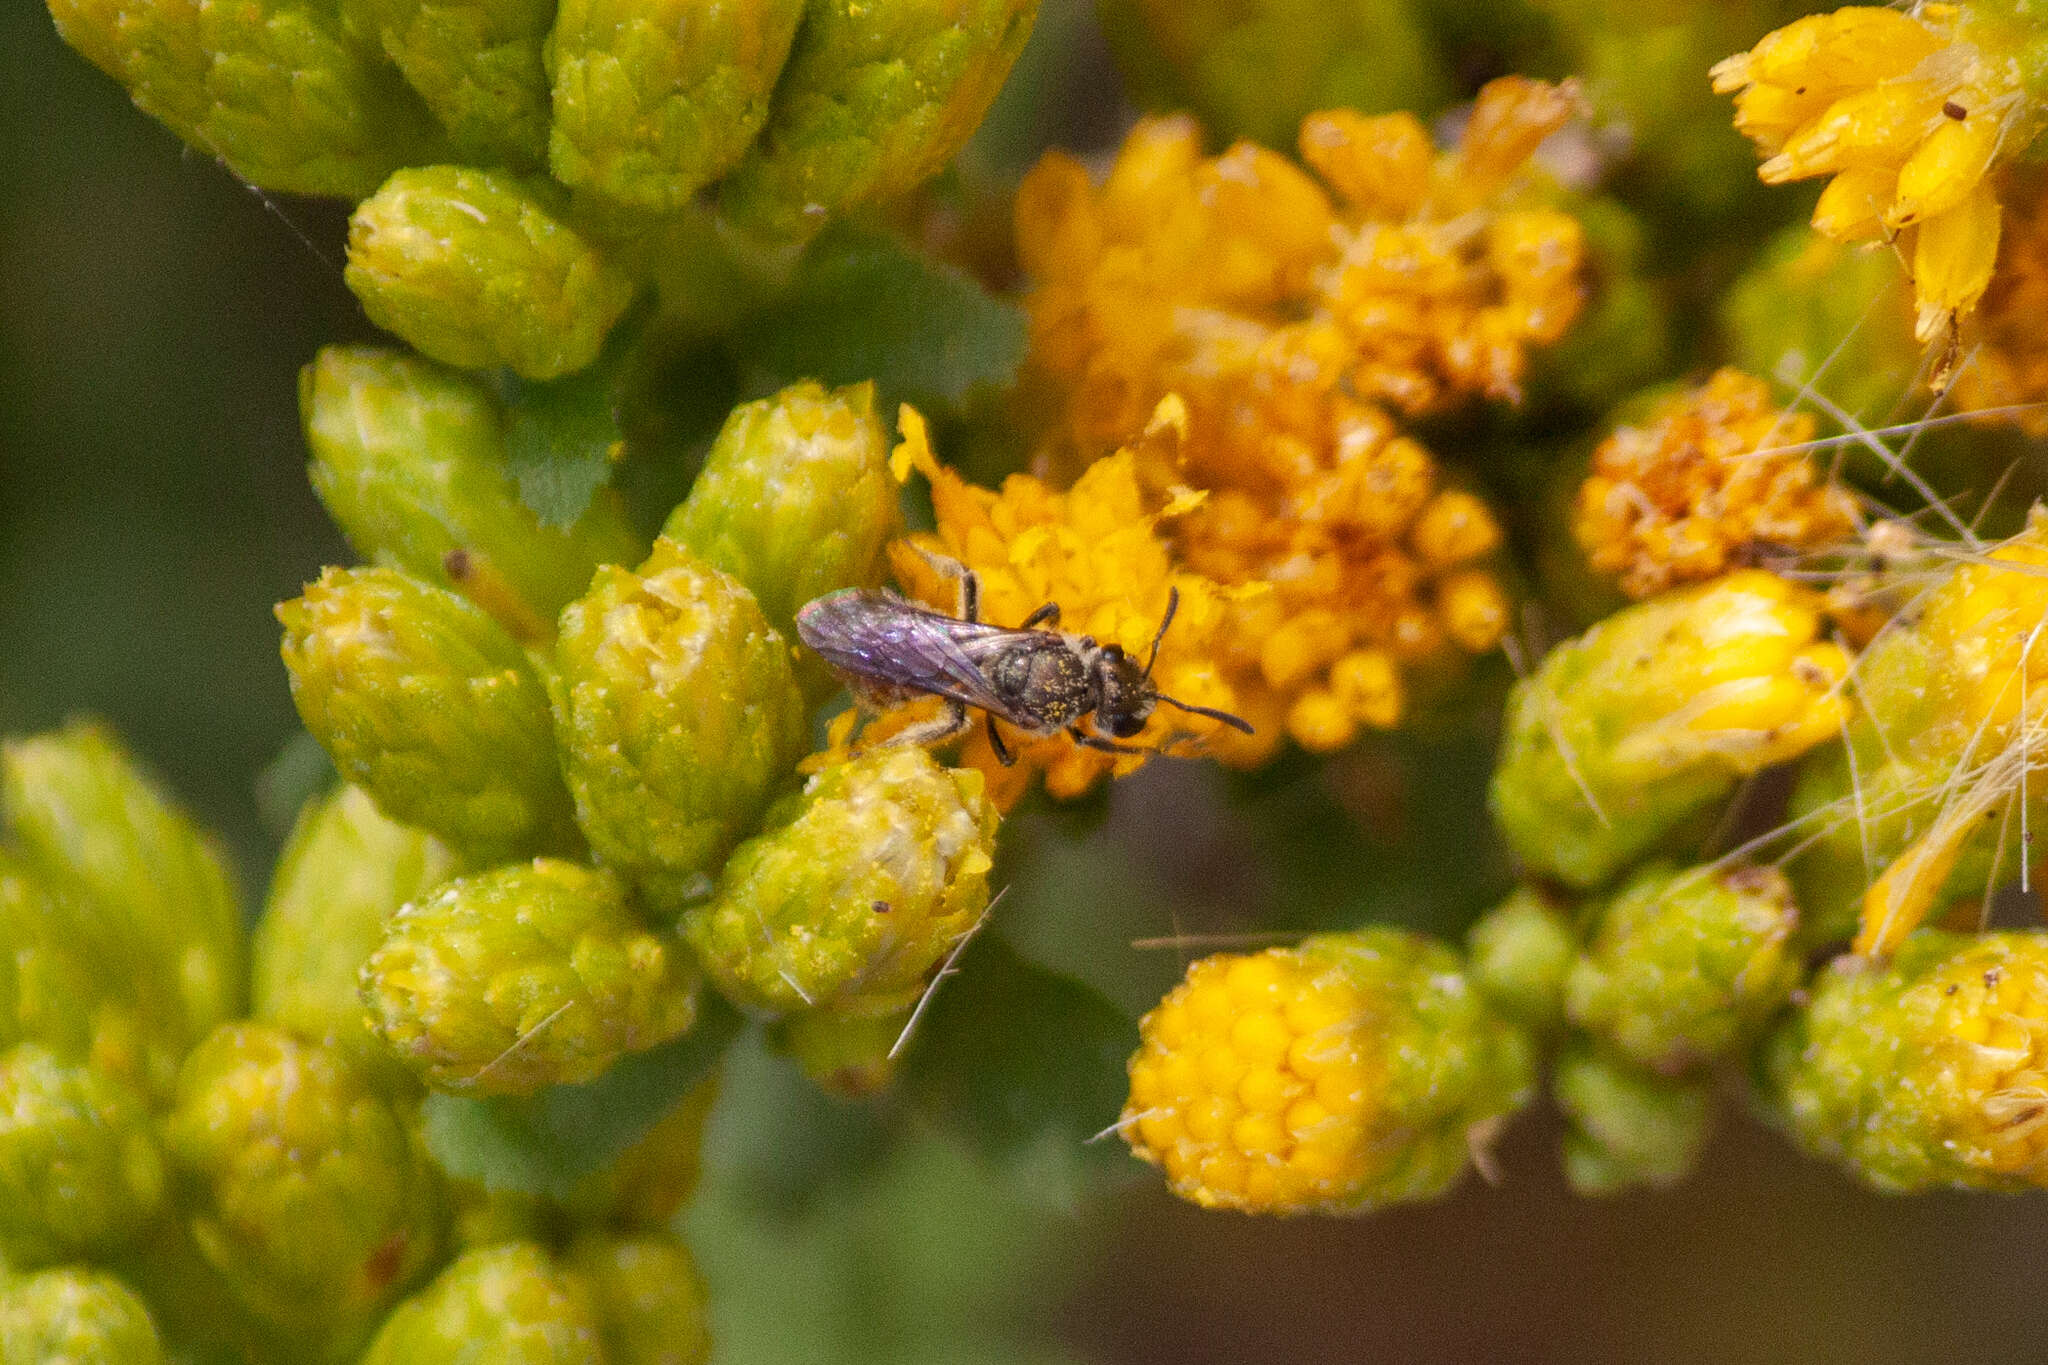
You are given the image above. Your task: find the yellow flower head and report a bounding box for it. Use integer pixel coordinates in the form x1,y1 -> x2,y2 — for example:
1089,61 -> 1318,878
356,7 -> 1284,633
870,403 -> 1243,809
1713,4 -> 2044,345
1121,929 -> 1534,1215
1574,368 -> 1860,598
1016,89 -> 1573,760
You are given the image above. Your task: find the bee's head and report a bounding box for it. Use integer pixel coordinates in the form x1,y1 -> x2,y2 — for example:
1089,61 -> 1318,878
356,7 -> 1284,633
1092,645 -> 1157,739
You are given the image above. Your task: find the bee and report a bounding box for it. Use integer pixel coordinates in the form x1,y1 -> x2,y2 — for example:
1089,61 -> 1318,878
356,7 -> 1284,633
794,560 -> 1254,765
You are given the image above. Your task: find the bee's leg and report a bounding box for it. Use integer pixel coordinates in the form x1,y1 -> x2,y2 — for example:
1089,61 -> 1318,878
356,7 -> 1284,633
1068,726 -> 1146,756
954,566 -> 981,624
887,698 -> 973,749
985,713 -> 1016,766
909,544 -> 980,622
1018,601 -> 1061,630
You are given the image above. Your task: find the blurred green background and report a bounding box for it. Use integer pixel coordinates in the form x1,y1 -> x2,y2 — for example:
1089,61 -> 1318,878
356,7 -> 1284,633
8,1 -> 2048,1361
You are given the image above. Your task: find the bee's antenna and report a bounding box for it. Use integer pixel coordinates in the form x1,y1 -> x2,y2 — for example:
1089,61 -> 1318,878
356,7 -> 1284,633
1156,692 -> 1255,734
1142,587 -> 1180,680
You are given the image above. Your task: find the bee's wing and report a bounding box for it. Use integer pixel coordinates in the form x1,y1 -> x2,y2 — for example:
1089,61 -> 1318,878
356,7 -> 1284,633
796,590 -> 1019,716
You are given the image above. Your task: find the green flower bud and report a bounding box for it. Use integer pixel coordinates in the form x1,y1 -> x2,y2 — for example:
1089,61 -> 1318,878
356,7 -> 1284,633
340,0 -> 553,167
359,1243 -> 603,1365
1788,513 -> 2048,954
1762,930 -> 2048,1191
544,0 -> 805,214
1465,887 -> 1576,1032
1565,862 -> 1802,1074
661,381 -> 901,700
1722,226 -> 1920,430
0,1267 -> 164,1365
252,785 -> 459,1075
719,0 -> 1041,241
1489,571 -> 1850,889
1095,0 -> 1448,149
1,721 -> 243,1091
1553,1040 -> 1713,1196
553,540 -> 808,913
771,1004 -> 911,1097
47,0 -> 441,198
163,1023 -> 445,1351
278,567 -> 580,865
566,1231 -> 712,1365
684,748 -> 996,1016
0,854 -> 163,1095
557,1070 -> 719,1228
1123,929 -> 1537,1213
302,345 -> 644,640
0,1044 -> 165,1268
346,167 -> 638,381
361,859 -> 699,1095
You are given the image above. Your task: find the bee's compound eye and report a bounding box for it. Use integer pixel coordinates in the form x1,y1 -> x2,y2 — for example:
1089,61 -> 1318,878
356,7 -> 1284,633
1107,712 -> 1147,739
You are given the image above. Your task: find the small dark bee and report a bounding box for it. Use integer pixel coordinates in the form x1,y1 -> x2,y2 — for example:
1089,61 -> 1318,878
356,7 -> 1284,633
795,560 -> 1254,765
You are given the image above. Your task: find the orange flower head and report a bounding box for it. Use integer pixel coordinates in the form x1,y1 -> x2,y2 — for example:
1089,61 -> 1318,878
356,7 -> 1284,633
1574,368 -> 1860,599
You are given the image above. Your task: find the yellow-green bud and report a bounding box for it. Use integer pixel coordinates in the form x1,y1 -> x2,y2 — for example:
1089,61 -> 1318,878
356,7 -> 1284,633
566,1231 -> 712,1365
339,0 -> 553,167
1565,862 -> 1803,1074
719,0 -> 1042,241
358,1242 -> 603,1365
347,167 -> 638,381
0,854 -> 162,1097
0,1266 -> 165,1365
1789,513 -> 2048,953
552,540 -> 808,913
1553,1040 -> 1713,1196
661,381 -> 901,700
544,0 -> 806,214
1,721 -> 243,1092
47,0 -> 441,198
1465,887 -> 1577,1032
302,345 -> 644,640
361,859 -> 700,1095
1489,571 -> 1851,889
684,747 -> 996,1016
0,1044 -> 165,1268
252,785 -> 459,1076
163,1023 -> 445,1352
1763,930 -> 2048,1191
278,567 -> 580,866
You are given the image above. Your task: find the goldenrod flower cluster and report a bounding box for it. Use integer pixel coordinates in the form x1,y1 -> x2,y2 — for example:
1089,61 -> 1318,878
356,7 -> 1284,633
1713,4 -> 2045,348
1574,368 -> 1860,599
1014,83 -> 1585,755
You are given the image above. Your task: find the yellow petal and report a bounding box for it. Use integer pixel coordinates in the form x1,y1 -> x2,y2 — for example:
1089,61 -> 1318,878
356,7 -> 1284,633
1811,165 -> 1896,241
1913,182 -> 2003,341
1762,82 -> 1940,184
1888,109 -> 2003,228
